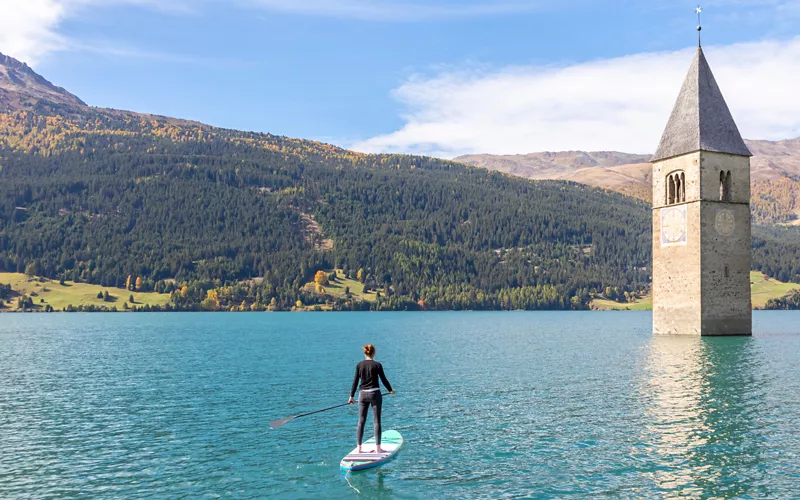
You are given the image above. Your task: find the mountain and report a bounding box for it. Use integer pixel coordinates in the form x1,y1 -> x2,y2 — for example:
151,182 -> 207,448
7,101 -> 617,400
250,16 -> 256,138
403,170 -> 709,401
0,52 -> 86,112
0,53 -> 659,312
0,54 -> 797,312
454,151 -> 654,201
747,138 -> 800,182
455,141 -> 800,225
453,151 -> 651,179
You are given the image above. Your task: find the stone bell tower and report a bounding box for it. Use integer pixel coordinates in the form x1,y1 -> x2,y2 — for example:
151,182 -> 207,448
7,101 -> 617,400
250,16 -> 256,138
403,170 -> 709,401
651,46 -> 752,336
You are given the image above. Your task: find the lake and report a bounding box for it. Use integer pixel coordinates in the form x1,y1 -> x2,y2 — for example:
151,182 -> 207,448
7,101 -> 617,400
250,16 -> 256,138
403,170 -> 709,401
1,312 -> 799,498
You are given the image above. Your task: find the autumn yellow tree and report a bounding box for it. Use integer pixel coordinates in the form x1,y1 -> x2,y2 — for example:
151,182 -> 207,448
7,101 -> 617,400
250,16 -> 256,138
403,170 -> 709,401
126,275 -> 132,291
180,285 -> 189,297
201,289 -> 220,311
357,268 -> 365,283
135,276 -> 143,291
314,270 -> 329,286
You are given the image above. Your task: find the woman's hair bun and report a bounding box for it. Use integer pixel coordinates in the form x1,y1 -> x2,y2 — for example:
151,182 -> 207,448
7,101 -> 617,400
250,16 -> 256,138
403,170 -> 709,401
363,344 -> 376,356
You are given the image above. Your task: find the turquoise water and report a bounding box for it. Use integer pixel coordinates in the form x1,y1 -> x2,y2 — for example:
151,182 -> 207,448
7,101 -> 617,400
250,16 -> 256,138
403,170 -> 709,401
1,312 -> 800,498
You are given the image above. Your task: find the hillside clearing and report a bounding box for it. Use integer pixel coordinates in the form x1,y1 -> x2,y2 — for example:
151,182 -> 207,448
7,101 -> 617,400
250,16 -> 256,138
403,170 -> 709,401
592,271 -> 799,311
301,270 -> 377,308
751,271 -> 800,309
592,295 -> 653,311
0,273 -> 171,311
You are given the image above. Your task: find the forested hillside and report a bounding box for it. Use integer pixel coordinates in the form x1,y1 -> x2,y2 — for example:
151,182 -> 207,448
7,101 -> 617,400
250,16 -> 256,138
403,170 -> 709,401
0,109 -> 654,311
0,52 -> 797,312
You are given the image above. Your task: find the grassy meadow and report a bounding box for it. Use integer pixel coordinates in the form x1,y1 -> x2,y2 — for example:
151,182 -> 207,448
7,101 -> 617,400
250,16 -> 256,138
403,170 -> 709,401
592,295 -> 653,311
750,271 -> 800,309
300,269 -> 377,310
3,269 -> 796,313
0,273 -> 171,311
592,271 -> 799,311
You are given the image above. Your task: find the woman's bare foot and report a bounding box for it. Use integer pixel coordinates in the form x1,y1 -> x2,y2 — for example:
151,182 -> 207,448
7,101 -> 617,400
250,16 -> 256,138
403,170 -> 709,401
356,446 -> 361,454
375,448 -> 385,454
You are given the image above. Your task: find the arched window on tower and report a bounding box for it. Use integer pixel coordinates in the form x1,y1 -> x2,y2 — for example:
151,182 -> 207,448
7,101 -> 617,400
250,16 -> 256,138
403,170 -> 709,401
720,170 -> 733,201
724,171 -> 732,201
680,172 -> 686,202
667,174 -> 676,205
666,172 -> 684,205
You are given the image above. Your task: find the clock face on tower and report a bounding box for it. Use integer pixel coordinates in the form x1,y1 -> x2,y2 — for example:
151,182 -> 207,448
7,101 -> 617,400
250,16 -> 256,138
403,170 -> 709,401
715,209 -> 735,237
661,205 -> 687,247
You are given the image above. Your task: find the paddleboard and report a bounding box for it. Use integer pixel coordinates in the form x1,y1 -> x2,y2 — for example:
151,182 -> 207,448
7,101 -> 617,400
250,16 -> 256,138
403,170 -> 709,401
340,430 -> 404,472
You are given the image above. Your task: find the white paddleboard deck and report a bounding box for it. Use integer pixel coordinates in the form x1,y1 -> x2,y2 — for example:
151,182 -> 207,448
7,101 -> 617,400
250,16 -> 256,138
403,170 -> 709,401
340,430 -> 403,472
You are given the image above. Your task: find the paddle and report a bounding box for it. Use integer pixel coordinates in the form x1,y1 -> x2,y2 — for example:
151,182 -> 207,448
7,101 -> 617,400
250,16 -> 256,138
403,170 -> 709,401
270,392 -> 390,430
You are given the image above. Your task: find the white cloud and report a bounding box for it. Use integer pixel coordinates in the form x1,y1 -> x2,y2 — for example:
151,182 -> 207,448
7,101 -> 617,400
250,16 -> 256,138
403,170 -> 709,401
353,38 -> 800,157
0,0 -> 193,66
242,0 -> 540,21
0,0 -> 535,66
0,0 -> 67,65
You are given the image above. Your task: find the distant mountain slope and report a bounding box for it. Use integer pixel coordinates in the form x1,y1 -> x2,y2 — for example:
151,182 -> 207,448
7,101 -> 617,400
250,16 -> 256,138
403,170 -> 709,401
0,109 -> 658,311
0,52 -> 86,112
455,140 -> 800,225
748,137 -> 800,190
455,151 -> 650,179
559,162 -> 652,201
0,52 -> 797,313
0,54 -> 662,311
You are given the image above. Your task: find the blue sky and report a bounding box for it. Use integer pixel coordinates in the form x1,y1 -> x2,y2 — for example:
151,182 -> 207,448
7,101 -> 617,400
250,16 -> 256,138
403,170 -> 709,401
2,0 -> 800,156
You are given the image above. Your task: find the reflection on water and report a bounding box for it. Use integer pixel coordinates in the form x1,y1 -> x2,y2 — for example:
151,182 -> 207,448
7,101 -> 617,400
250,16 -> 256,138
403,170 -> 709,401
642,335 -> 771,497
343,469 -> 394,498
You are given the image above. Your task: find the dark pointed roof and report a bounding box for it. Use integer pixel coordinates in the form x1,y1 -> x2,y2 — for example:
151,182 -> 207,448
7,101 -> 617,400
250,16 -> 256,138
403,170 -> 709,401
651,47 -> 751,162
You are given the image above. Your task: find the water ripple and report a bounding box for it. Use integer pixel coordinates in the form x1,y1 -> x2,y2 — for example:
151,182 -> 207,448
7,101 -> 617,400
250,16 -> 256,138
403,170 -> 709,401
1,312 -> 799,498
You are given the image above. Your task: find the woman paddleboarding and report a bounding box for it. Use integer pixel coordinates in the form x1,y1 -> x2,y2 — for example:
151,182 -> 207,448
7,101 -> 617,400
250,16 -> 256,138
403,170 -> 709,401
348,344 -> 394,454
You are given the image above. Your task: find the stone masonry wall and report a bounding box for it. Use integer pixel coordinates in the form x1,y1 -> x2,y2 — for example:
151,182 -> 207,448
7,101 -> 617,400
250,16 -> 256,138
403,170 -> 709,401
652,152 -> 702,334
652,151 -> 752,335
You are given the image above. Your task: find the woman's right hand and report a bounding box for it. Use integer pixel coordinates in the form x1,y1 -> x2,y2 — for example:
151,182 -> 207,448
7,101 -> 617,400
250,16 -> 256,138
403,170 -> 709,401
348,397 -> 354,404
390,390 -> 395,395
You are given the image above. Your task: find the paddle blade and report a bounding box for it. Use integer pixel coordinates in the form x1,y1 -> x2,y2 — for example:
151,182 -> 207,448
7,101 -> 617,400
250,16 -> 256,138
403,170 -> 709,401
270,416 -> 295,430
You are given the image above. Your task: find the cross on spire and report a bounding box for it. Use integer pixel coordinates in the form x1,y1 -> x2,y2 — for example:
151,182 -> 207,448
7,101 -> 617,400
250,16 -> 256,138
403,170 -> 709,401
696,6 -> 703,46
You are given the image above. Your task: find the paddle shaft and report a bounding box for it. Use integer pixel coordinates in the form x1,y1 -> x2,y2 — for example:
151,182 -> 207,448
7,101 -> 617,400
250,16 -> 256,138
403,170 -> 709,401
295,401 -> 350,419
272,392 -> 390,429
297,392 -> 389,418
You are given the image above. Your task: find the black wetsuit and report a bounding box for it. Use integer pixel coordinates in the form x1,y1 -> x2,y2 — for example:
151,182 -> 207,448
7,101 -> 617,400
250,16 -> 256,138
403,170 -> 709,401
350,360 -> 393,446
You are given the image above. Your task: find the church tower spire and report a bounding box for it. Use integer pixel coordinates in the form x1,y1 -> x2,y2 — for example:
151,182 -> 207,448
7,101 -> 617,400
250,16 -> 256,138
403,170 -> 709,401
651,46 -> 752,336
651,47 -> 751,163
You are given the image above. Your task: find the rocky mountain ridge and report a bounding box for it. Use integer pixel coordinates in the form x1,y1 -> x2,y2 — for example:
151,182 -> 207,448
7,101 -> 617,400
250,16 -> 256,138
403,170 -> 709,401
0,52 -> 86,112
0,52 -> 205,128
